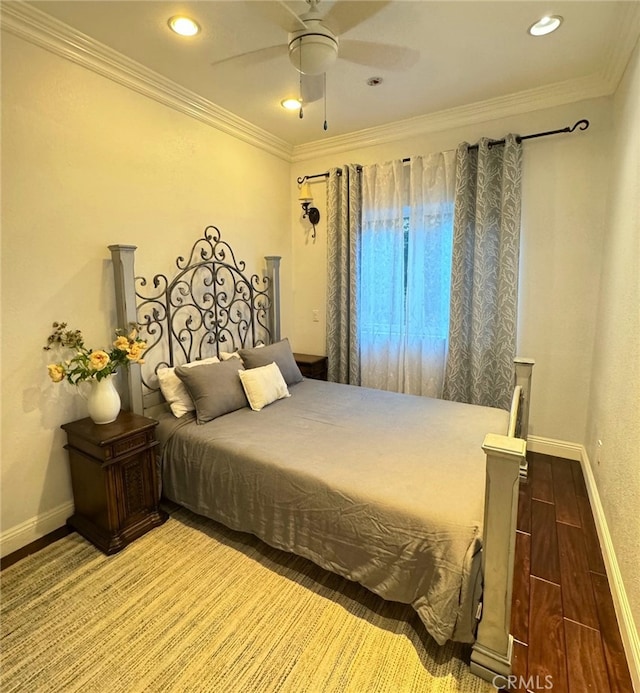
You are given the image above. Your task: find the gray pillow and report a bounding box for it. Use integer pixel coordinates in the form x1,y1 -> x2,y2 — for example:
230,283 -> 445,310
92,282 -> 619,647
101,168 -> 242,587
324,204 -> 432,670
239,338 -> 303,386
175,359 -> 247,424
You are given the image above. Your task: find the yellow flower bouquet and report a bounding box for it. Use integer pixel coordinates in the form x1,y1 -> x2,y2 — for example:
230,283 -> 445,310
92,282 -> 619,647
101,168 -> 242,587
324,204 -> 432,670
44,321 -> 146,385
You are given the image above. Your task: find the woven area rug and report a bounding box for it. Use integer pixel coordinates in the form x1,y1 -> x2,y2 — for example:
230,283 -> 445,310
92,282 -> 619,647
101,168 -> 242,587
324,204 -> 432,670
1,507 -> 494,693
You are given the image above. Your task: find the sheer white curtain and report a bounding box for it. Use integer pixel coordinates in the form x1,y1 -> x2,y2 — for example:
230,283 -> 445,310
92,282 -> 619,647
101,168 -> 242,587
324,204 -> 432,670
359,152 -> 455,396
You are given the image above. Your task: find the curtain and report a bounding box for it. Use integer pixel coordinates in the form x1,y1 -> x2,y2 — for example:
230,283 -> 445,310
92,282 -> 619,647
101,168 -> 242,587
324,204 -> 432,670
326,165 -> 362,384
359,152 -> 455,396
443,135 -> 523,411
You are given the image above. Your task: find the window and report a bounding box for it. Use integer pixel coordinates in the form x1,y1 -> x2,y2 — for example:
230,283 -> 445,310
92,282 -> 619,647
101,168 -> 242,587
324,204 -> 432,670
359,156 -> 455,396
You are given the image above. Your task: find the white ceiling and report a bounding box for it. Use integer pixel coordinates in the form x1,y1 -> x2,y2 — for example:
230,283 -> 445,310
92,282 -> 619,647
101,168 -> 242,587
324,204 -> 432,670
22,1 -> 640,148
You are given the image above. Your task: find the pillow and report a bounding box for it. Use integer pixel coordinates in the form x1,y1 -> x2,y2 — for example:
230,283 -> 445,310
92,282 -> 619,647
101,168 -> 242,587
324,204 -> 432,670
157,356 -> 220,418
175,359 -> 247,424
238,338 -> 303,387
238,362 -> 290,412
220,344 -> 263,362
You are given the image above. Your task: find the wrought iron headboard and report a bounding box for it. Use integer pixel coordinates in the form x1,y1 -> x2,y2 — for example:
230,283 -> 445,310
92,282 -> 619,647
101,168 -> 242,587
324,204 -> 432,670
109,226 -> 281,415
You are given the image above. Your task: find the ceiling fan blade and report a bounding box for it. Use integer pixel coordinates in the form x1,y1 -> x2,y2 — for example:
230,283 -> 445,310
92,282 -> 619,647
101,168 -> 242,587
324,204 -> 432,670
211,44 -> 286,69
339,40 -> 419,71
301,73 -> 324,104
323,1 -> 391,35
252,0 -> 307,32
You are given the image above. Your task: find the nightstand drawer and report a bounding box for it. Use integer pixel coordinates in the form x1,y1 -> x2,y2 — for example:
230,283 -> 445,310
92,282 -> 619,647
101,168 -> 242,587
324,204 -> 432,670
63,412 -> 158,464
112,431 -> 152,458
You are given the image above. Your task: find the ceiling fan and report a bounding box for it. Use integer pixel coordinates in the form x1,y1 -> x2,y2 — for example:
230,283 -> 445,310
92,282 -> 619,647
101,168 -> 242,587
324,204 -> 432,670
212,0 -> 419,109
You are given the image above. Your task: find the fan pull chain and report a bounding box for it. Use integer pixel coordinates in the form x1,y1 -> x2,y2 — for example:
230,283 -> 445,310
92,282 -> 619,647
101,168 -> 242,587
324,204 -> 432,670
299,42 -> 304,120
323,72 -> 328,131
299,72 -> 303,119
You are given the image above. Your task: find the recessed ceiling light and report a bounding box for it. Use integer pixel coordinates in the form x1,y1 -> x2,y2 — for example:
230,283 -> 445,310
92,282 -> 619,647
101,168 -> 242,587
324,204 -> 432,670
168,16 -> 200,37
528,15 -> 563,37
281,98 -> 302,111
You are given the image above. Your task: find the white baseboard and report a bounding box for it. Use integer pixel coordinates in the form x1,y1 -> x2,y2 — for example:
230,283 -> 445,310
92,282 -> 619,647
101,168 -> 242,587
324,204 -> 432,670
527,436 -> 639,692
0,501 -> 73,558
579,446 -> 640,693
527,435 -> 583,461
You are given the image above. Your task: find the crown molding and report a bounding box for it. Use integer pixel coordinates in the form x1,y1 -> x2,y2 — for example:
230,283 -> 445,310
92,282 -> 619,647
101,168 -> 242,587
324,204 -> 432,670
600,2 -> 640,90
291,7 -> 639,162
291,72 -> 610,162
0,2 -> 294,163
2,1 -> 637,166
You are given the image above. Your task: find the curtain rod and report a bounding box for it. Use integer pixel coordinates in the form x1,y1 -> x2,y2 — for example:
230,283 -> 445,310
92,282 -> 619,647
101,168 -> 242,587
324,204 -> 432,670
296,118 -> 590,184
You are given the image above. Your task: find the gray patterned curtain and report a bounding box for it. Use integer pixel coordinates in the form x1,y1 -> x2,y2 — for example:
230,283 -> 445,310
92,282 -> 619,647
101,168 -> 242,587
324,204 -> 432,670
326,165 -> 362,384
443,135 -> 523,410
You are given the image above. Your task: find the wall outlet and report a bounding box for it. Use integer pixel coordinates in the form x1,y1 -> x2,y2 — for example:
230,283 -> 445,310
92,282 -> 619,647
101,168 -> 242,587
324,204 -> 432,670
312,309 -> 319,322
596,439 -> 603,465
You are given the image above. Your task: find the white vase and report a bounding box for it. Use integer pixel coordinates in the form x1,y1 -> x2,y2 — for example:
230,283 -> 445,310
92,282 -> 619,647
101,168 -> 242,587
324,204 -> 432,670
87,375 -> 121,424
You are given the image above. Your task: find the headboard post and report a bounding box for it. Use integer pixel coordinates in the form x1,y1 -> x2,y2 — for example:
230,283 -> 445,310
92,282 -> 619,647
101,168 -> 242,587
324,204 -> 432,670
109,244 -> 144,415
264,256 -> 281,343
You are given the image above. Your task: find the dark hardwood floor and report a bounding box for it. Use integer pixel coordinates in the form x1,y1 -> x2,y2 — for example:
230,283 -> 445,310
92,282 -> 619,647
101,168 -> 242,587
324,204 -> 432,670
2,452 -> 634,692
508,451 -> 634,693
0,525 -> 71,571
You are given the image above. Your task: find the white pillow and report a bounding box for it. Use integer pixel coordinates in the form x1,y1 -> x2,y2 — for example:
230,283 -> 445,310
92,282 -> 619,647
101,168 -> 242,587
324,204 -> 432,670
238,362 -> 290,412
157,356 -> 220,417
220,343 -> 263,361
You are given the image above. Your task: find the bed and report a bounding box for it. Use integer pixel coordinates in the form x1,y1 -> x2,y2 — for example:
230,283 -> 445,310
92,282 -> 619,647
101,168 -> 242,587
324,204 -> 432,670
109,227 -> 534,683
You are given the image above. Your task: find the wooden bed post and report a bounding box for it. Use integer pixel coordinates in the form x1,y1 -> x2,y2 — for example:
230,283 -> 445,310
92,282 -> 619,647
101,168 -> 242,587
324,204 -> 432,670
470,433 -> 526,684
514,358 -> 535,442
514,357 -> 534,479
109,244 -> 143,416
264,256 -> 281,343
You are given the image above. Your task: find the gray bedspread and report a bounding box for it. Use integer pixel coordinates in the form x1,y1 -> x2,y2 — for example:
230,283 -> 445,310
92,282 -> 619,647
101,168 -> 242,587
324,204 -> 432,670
157,379 -> 509,645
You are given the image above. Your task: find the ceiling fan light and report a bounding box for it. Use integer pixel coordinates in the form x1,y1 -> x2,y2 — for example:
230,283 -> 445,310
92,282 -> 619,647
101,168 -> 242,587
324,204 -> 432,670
281,98 -> 302,110
289,33 -> 338,75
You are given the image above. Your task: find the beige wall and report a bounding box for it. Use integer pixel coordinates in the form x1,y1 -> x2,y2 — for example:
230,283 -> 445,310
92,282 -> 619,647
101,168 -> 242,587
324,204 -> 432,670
587,37 -> 640,633
290,98 -> 611,445
0,32 -> 292,551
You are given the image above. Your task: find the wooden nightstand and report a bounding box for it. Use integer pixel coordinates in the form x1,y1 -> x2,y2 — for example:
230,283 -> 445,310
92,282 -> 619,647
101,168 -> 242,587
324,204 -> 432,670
293,353 -> 328,381
62,411 -> 168,555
